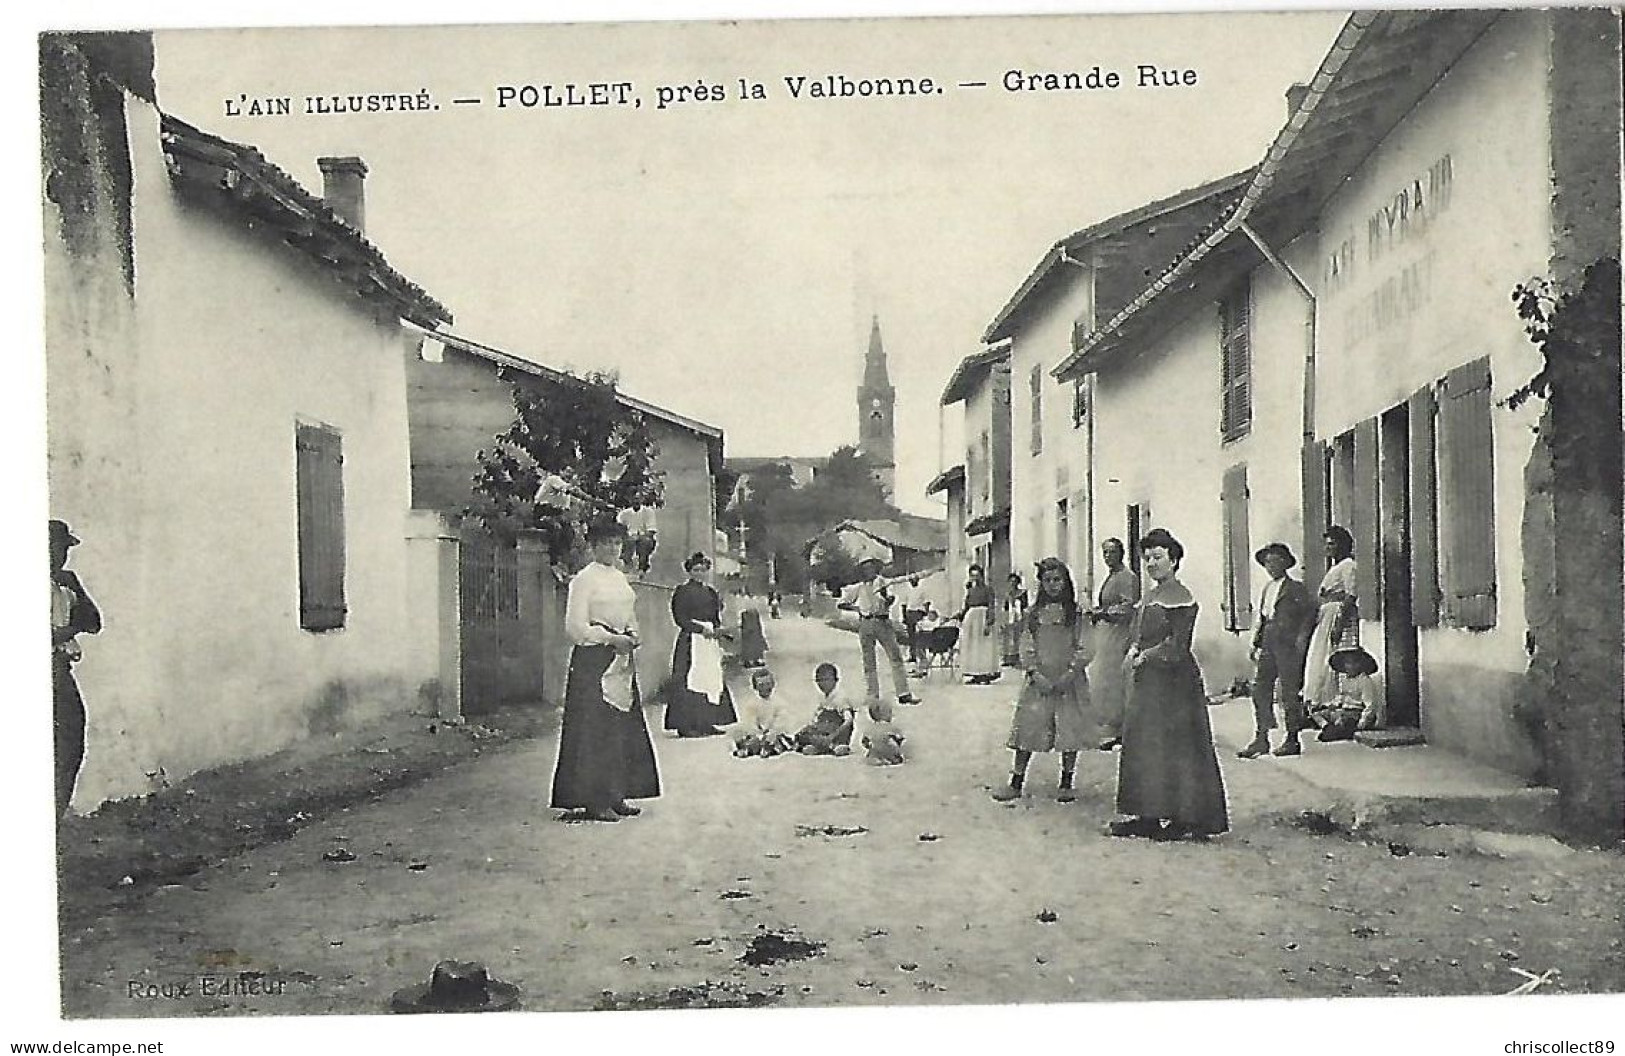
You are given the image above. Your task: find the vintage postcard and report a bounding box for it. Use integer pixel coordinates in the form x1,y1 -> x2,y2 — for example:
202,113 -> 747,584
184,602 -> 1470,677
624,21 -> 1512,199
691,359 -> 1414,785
17,0 -> 1624,1051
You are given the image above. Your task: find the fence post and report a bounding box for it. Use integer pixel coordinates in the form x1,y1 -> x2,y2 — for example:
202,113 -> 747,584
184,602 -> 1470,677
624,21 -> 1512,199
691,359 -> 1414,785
405,509 -> 462,722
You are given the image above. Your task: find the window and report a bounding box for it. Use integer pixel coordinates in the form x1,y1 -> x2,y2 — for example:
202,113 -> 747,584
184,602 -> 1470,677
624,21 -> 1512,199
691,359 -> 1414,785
1407,384 -> 1441,627
1056,498 -> 1070,567
1071,378 -> 1091,429
1436,357 -> 1497,629
1219,280 -> 1252,441
296,423 -> 346,631
1220,463 -> 1252,632
1029,365 -> 1044,455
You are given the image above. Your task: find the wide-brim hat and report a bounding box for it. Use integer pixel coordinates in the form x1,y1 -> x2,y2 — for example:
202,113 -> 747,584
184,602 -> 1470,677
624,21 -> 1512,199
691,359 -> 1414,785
390,960 -> 521,1014
49,519 -> 80,547
1329,646 -> 1378,677
1254,542 -> 1297,570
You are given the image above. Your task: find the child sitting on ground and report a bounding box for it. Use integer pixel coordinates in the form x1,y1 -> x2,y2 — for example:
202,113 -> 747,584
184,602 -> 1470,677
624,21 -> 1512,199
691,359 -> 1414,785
1311,646 -> 1383,741
734,668 -> 795,758
862,698 -> 906,766
795,662 -> 856,756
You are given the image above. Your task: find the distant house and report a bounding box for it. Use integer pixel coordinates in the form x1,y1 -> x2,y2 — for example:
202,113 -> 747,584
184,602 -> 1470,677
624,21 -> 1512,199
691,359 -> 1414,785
42,34 -> 451,809
940,343 -> 1013,593
925,464 -> 967,598
402,325 -> 725,707
822,515 -> 948,576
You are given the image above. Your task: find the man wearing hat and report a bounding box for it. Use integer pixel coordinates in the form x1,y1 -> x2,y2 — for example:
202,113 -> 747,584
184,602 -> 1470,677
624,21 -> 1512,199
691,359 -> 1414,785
50,519 -> 102,815
838,557 -> 922,707
1239,542 -> 1314,759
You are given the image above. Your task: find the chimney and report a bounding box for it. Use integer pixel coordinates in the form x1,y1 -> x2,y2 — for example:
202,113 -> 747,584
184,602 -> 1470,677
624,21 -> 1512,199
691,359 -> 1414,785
317,155 -> 368,232
1285,82 -> 1311,118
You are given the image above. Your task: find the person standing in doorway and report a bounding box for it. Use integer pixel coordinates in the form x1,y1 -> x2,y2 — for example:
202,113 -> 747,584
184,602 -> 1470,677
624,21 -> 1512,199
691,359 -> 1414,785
1000,573 -> 1029,668
1238,543 -> 1315,758
1302,525 -> 1361,723
50,519 -> 100,817
839,558 -> 922,707
1086,538 -> 1139,751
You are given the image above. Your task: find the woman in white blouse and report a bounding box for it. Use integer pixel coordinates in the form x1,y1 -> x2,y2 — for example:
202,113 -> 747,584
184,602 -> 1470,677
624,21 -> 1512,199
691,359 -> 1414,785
549,519 -> 661,822
1302,525 -> 1361,714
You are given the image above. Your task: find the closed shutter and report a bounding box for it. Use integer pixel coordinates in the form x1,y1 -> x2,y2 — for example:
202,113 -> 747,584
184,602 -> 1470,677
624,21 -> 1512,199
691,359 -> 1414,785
1408,385 -> 1442,627
1439,357 -> 1497,629
1301,439 -> 1329,593
1219,282 -> 1253,441
296,423 -> 347,631
1221,463 -> 1252,631
1030,366 -> 1044,455
1351,417 -> 1380,617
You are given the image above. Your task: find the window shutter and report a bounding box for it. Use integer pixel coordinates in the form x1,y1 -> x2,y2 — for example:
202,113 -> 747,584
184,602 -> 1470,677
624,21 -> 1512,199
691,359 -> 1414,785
1219,283 -> 1252,440
1221,463 -> 1252,631
296,424 -> 347,631
1301,439 -> 1329,594
1438,357 -> 1497,629
1030,366 -> 1044,455
1351,417 -> 1380,617
1408,385 -> 1441,627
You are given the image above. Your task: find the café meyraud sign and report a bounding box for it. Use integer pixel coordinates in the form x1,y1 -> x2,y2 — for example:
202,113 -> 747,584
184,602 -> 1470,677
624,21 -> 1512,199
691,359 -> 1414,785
1323,154 -> 1455,350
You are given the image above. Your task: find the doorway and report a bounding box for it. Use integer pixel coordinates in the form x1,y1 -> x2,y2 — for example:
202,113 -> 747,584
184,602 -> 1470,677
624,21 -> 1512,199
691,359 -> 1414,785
1379,404 -> 1421,729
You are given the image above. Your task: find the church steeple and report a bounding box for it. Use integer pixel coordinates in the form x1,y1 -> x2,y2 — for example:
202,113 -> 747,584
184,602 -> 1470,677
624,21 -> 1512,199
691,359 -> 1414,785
857,314 -> 896,500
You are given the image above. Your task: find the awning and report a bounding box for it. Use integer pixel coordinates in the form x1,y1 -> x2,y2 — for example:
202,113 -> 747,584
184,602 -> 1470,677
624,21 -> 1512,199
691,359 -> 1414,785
965,506 -> 1011,537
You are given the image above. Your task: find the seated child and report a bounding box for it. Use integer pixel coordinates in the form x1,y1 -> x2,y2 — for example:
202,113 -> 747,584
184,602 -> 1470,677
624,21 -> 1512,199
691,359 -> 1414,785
1312,646 -> 1383,742
861,698 -> 906,766
734,668 -> 795,758
795,662 -> 856,756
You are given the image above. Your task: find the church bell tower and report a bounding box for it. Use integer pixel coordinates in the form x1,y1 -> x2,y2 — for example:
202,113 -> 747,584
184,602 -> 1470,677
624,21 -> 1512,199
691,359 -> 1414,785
857,315 -> 896,499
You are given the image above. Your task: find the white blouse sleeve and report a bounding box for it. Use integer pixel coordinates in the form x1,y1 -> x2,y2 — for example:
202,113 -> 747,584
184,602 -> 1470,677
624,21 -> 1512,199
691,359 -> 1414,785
565,568 -> 617,646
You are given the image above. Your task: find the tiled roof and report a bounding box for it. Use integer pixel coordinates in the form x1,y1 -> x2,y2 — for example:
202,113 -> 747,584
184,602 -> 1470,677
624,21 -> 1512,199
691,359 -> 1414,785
925,464 -> 966,496
160,115 -> 452,328
837,516 -> 948,554
940,344 -> 1010,406
982,169 -> 1253,345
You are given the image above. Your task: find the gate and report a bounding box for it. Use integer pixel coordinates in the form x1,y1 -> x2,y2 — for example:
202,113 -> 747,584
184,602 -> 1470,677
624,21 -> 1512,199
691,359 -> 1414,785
459,530 -> 520,715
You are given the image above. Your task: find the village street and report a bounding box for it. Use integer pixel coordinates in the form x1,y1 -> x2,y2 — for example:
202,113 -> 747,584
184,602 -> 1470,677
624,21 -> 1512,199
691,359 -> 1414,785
60,616 -> 1623,1019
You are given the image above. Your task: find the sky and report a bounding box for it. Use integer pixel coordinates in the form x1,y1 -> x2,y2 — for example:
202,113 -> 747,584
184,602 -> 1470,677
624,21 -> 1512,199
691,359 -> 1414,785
149,9 -> 1347,515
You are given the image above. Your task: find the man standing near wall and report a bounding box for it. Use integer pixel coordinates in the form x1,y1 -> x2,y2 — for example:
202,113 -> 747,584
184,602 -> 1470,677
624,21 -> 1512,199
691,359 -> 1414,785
1239,542 -> 1315,758
617,502 -> 658,577
50,519 -> 101,817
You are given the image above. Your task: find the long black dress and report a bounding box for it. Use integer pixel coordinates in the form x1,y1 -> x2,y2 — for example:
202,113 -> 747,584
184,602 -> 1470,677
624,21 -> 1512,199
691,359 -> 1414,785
549,562 -> 661,811
1114,579 -> 1228,835
665,580 -> 738,735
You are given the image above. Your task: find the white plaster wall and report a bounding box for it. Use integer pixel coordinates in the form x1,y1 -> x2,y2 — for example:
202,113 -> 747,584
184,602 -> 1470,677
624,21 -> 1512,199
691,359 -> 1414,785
1008,273 -> 1091,579
64,99 -> 420,806
1313,12 -> 1552,768
1093,310 -> 1244,686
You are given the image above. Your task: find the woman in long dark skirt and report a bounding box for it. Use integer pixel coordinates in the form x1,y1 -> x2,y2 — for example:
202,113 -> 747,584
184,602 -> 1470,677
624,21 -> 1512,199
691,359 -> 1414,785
550,519 -> 661,823
665,552 -> 738,737
1110,527 -> 1228,841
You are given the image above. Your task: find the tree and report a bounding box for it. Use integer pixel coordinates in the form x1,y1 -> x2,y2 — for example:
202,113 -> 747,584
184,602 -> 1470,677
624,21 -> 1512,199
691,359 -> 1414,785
467,368 -> 663,566
807,529 -> 863,592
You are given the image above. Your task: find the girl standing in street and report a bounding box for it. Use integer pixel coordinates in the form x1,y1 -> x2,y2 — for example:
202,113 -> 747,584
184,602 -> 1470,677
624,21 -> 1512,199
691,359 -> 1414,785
991,557 -> 1093,803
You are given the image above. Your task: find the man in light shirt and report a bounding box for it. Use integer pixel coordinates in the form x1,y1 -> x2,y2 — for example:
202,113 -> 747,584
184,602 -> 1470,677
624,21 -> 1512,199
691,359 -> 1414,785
1240,542 -> 1316,759
616,502 -> 659,576
839,557 -> 922,707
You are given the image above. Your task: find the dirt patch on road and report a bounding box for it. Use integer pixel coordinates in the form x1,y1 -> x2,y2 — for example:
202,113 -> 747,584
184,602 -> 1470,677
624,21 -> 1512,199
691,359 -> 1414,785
57,704 -> 557,930
740,930 -> 826,966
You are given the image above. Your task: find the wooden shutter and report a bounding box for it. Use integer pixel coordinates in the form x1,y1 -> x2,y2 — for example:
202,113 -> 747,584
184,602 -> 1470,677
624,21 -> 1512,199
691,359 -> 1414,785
1219,282 -> 1253,440
1221,463 -> 1252,631
296,423 -> 347,631
1301,439 -> 1329,594
1351,417 -> 1380,617
1439,358 -> 1497,629
1408,385 -> 1442,627
1030,366 -> 1043,455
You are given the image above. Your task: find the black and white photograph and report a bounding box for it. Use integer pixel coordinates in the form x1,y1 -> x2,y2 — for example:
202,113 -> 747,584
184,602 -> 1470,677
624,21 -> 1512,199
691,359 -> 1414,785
10,0 -> 1625,1051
